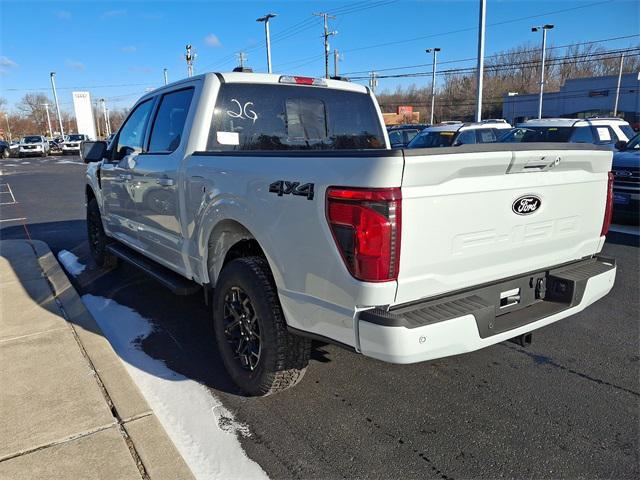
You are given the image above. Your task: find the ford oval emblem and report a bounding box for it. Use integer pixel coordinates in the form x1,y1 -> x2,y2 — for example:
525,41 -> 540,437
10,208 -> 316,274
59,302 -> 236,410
512,195 -> 541,215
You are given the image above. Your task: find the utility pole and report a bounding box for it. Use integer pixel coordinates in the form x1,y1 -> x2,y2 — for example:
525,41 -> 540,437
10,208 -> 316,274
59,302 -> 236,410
257,13 -> 277,73
237,52 -> 248,69
185,44 -> 195,77
100,99 -> 111,136
369,71 -> 378,94
475,0 -> 486,122
426,48 -> 441,124
49,72 -> 65,139
163,68 -> 169,85
333,49 -> 341,77
94,100 -> 101,138
41,103 -> 53,138
613,52 -> 625,116
313,12 -> 337,79
532,24 -> 554,119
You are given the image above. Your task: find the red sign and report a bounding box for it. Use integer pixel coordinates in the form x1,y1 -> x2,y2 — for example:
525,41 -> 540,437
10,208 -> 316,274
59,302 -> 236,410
397,105 -> 413,115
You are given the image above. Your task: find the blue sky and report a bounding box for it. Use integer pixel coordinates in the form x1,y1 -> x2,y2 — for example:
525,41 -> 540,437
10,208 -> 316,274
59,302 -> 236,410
1,0 -> 638,113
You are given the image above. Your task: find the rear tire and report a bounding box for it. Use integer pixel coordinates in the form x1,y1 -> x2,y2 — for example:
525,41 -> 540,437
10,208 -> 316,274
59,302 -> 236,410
87,198 -> 118,268
213,256 -> 311,396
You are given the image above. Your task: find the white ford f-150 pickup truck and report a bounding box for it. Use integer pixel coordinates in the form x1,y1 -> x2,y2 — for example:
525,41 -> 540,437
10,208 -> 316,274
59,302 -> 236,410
81,72 -> 616,396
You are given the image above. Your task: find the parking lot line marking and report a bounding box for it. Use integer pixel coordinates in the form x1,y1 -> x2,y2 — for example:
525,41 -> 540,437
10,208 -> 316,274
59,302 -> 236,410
0,217 -> 27,223
0,182 -> 17,205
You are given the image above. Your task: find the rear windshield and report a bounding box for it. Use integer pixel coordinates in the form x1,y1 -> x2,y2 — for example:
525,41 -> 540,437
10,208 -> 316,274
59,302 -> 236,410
407,130 -> 456,148
207,83 -> 385,151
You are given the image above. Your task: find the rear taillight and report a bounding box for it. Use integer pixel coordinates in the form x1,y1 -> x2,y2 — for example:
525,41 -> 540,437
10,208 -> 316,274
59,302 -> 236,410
326,187 -> 401,282
601,171 -> 614,236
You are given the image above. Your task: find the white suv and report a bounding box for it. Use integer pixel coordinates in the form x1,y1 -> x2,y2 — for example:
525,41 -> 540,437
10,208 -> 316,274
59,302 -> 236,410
502,118 -> 636,149
407,120 -> 512,148
18,135 -> 50,157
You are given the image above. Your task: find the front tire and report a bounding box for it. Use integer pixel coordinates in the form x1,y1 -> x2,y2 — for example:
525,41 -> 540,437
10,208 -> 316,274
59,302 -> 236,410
213,257 -> 311,396
86,198 -> 118,268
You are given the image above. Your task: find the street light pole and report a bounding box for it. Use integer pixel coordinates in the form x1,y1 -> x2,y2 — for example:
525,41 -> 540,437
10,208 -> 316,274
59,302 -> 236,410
49,72 -> 65,139
475,0 -> 486,122
313,12 -> 337,79
163,68 -> 169,85
4,113 -> 12,143
333,49 -> 341,77
613,52 -> 625,116
257,13 -> 277,74
532,24 -> 554,119
100,99 -> 111,136
426,48 -> 441,124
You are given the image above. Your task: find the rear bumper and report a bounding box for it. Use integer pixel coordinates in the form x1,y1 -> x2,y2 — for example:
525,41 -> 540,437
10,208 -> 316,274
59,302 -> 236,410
358,256 -> 616,364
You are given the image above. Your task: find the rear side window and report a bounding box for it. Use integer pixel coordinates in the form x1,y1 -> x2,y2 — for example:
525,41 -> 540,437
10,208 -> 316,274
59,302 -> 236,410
476,129 -> 497,143
148,88 -> 194,153
208,83 -> 385,151
570,126 -> 595,143
455,130 -> 476,145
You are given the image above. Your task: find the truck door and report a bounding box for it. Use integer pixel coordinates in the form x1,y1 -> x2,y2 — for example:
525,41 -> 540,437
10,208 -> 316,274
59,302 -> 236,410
129,87 -> 195,273
100,98 -> 154,247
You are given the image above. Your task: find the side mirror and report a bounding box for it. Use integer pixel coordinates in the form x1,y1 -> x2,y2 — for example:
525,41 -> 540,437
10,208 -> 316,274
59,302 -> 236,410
615,140 -> 627,151
80,141 -> 108,163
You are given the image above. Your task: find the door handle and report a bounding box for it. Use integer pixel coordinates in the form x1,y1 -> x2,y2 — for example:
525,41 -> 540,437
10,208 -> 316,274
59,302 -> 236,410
118,173 -> 133,181
156,177 -> 175,187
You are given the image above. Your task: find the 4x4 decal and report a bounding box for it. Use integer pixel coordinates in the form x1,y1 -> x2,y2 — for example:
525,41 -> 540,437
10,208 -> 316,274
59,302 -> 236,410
269,180 -> 314,200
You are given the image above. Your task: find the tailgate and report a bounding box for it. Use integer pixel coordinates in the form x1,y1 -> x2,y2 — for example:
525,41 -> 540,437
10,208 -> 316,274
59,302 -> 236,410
395,144 -> 612,305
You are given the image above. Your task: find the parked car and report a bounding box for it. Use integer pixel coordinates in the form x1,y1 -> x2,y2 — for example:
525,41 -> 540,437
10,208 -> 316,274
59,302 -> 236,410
611,133 -> 639,224
407,121 -> 512,148
18,135 -> 50,157
500,118 -> 635,148
82,72 -> 616,396
62,134 -> 90,155
387,124 -> 429,148
0,140 -> 10,158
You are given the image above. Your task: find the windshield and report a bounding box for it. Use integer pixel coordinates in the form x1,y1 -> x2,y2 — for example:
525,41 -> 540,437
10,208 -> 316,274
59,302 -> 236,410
407,130 -> 456,148
68,135 -> 84,141
619,124 -> 636,141
208,83 -> 385,151
625,133 -> 640,150
22,136 -> 42,143
503,127 -> 573,143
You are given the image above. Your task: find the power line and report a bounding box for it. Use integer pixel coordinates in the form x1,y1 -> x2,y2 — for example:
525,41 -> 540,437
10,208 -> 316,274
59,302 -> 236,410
341,33 -> 640,76
348,48 -> 640,80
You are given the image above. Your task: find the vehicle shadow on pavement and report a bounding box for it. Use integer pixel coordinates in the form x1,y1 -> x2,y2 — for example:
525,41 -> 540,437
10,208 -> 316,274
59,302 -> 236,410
2,220 -> 334,398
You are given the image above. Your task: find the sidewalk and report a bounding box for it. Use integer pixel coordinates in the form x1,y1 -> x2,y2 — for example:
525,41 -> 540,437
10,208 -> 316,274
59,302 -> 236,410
0,239 -> 195,480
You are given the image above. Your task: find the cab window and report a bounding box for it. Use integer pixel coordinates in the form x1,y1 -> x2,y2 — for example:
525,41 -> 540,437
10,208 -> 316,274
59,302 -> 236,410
148,88 -> 194,153
115,99 -> 154,159
476,129 -> 497,143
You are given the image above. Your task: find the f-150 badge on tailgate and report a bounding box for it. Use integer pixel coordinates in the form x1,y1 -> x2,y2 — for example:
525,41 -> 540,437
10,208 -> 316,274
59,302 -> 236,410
512,195 -> 541,215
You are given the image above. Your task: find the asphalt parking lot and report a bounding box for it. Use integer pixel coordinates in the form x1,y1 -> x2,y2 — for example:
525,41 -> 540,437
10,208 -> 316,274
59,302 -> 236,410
1,155 -> 638,479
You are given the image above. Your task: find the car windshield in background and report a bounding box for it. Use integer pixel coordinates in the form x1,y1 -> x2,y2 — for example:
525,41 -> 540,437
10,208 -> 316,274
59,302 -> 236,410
502,127 -> 573,142
625,133 -> 639,150
68,135 -> 84,141
22,136 -> 41,143
407,131 -> 456,148
208,84 -> 386,151
619,124 -> 636,140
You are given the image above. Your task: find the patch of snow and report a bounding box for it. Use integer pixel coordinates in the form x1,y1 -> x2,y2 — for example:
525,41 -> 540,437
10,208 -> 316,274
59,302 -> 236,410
2,164 -> 18,167
20,161 -> 31,164
56,159 -> 80,164
81,295 -> 268,480
57,250 -> 86,276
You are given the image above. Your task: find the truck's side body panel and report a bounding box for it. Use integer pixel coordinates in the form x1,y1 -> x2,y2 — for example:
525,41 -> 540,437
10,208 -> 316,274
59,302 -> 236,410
183,151 -> 404,346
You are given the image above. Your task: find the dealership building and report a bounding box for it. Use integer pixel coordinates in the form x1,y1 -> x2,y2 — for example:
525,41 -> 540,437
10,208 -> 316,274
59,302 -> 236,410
502,73 -> 640,128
